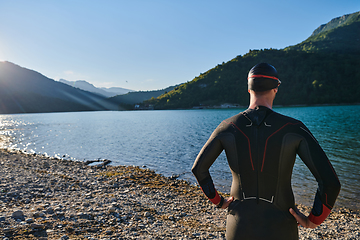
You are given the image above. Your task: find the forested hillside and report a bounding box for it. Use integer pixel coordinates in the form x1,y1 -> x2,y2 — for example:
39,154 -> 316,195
145,11 -> 360,109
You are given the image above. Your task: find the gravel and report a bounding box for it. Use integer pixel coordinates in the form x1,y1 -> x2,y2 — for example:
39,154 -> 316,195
0,149 -> 358,239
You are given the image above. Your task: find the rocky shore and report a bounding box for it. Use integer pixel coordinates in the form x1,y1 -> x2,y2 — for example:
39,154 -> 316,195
0,149 -> 359,239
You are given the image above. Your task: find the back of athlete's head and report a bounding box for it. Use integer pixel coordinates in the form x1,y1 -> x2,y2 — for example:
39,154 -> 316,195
248,63 -> 281,92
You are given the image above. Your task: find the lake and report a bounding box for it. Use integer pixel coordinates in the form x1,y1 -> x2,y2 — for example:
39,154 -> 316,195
0,105 -> 359,210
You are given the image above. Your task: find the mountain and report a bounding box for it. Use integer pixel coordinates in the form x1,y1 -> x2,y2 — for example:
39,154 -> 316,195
2,11 -> 359,113
59,79 -> 134,97
100,87 -> 134,96
285,11 -> 360,53
145,11 -> 360,109
311,11 -> 360,36
0,62 -> 118,114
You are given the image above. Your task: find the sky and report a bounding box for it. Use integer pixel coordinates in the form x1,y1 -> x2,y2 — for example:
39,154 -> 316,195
0,1 -> 359,91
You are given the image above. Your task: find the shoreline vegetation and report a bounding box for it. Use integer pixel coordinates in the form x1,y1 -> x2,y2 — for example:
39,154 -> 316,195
191,102 -> 360,109
134,102 -> 360,111
0,149 -> 359,239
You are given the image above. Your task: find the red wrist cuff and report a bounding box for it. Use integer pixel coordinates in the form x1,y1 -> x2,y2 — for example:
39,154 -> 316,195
209,191 -> 221,205
308,204 -> 331,225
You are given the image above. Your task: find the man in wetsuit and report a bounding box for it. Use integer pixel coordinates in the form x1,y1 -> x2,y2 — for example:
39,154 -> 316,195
191,63 -> 341,240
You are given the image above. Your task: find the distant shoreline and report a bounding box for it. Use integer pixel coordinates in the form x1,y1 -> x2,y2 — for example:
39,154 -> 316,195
191,102 -> 360,110
1,102 -> 359,114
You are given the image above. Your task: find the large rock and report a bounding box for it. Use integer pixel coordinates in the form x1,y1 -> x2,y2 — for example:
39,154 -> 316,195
11,210 -> 25,220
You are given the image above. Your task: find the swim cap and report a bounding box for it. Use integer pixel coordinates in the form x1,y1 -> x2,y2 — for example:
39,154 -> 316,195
247,63 -> 281,91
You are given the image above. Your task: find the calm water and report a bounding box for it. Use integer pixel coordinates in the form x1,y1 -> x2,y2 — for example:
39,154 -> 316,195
0,105 -> 359,210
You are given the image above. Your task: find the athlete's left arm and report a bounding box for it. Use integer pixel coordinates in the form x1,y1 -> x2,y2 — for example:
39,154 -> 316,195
296,124 -> 341,225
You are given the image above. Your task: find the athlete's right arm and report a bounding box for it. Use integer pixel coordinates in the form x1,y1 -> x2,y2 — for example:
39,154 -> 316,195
191,129 -> 225,206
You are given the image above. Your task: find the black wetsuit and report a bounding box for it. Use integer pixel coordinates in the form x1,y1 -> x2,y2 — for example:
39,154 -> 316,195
192,106 -> 340,240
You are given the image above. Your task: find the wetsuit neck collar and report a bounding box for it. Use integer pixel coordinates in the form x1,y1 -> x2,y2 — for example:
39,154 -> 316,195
248,105 -> 273,111
243,106 -> 273,126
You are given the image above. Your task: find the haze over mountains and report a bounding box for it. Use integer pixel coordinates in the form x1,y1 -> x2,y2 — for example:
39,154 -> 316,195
0,11 -> 359,114
59,79 -> 134,98
58,79 -> 178,107
0,61 -> 179,113
0,62 -> 119,113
